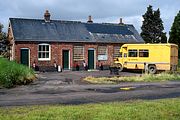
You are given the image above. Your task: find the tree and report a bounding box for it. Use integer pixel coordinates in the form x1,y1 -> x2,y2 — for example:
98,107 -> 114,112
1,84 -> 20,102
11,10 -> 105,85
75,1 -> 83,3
0,22 -> 8,58
141,5 -> 167,43
169,11 -> 180,46
0,23 -> 6,40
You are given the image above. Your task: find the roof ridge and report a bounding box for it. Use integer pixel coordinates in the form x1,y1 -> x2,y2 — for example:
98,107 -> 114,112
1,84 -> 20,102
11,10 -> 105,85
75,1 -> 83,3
9,18 -> 133,25
9,18 -> 82,23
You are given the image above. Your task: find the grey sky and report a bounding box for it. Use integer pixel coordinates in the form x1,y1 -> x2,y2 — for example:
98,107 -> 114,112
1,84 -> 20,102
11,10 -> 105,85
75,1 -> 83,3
0,0 -> 180,37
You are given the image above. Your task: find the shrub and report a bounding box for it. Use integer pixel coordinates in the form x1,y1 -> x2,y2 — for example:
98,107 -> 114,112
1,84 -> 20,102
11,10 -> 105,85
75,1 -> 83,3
0,58 -> 36,88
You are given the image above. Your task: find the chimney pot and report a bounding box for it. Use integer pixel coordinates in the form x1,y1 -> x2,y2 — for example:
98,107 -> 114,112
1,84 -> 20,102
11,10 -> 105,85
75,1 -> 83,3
44,10 -> 51,22
119,18 -> 123,24
87,15 -> 93,23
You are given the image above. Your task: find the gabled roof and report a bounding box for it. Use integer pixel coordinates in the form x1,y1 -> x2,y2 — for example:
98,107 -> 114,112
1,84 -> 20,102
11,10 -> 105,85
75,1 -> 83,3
9,18 -> 144,43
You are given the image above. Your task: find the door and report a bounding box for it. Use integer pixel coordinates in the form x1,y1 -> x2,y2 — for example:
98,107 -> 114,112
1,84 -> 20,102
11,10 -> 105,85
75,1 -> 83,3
63,50 -> 69,70
88,50 -> 94,69
20,48 -> 29,66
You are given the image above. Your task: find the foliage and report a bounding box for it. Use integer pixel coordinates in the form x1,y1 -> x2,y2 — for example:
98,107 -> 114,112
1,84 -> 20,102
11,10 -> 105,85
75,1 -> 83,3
0,22 -> 9,58
0,58 -> 36,88
0,98 -> 180,120
0,23 -> 6,40
169,11 -> 180,46
84,72 -> 180,84
141,5 -> 167,43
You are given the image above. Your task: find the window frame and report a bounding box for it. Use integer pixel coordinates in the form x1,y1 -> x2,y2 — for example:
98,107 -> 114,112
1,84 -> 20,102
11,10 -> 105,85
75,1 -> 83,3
38,43 -> 51,61
98,46 -> 108,61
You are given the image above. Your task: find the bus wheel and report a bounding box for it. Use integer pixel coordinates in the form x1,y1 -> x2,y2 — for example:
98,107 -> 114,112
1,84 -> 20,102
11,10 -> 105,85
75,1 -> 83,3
148,65 -> 157,74
118,64 -> 123,72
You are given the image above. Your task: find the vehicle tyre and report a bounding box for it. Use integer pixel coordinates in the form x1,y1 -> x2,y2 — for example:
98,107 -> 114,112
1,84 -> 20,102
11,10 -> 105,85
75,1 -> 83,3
118,64 -> 123,72
148,65 -> 157,74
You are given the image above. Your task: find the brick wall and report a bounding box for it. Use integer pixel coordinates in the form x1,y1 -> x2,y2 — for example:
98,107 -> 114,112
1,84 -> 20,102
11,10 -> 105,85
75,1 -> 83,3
15,42 -> 122,71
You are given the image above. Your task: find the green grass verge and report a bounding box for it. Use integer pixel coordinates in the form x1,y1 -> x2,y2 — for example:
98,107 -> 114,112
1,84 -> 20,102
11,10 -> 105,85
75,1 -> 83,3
0,58 -> 36,88
0,98 -> 180,120
84,72 -> 180,84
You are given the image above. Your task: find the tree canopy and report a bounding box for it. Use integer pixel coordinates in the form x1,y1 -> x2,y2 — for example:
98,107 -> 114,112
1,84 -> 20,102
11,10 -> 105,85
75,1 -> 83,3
169,11 -> 180,46
0,23 -> 6,40
141,5 -> 167,43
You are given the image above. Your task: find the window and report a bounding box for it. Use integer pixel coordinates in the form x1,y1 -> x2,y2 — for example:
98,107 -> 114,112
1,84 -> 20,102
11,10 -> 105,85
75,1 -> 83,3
38,44 -> 50,61
139,49 -> 149,57
98,46 -> 108,60
113,46 -> 121,58
98,46 -> 107,55
73,46 -> 84,61
128,49 -> 137,57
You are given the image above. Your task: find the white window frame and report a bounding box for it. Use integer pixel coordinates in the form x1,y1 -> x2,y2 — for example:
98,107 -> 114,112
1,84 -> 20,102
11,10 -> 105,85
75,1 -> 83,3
38,43 -> 51,61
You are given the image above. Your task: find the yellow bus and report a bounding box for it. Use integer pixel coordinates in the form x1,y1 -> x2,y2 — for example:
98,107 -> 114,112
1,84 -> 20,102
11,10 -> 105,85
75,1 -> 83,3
114,43 -> 178,74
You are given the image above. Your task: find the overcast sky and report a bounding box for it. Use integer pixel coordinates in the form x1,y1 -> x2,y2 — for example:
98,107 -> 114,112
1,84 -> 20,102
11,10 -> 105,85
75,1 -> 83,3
0,0 -> 180,37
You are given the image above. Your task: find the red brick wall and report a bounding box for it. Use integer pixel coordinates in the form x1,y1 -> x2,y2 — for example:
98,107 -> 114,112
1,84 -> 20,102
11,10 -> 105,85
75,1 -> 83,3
15,42 -> 122,70
15,42 -> 38,66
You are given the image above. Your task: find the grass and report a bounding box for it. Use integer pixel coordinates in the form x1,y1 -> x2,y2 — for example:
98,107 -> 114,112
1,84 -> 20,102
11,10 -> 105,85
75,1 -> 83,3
0,98 -> 180,120
0,58 -> 36,88
84,72 -> 180,84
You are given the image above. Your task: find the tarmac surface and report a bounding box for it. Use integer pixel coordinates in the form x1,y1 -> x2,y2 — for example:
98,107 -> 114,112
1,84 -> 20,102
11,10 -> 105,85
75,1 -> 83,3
0,70 -> 180,106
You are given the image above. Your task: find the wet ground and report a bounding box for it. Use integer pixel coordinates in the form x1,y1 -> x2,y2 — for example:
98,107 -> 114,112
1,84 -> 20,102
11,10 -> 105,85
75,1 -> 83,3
0,70 -> 180,106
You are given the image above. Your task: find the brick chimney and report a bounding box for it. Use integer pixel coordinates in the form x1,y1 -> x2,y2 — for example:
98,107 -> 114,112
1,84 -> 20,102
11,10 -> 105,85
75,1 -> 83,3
87,15 -> 93,23
44,10 -> 51,22
119,18 -> 123,24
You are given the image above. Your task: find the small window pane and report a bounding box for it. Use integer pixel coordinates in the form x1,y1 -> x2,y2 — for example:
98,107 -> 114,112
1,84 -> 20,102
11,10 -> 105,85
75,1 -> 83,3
38,52 -> 42,58
43,46 -> 45,51
39,46 -> 42,51
46,53 -> 49,58
42,53 -> 45,58
46,45 -> 49,51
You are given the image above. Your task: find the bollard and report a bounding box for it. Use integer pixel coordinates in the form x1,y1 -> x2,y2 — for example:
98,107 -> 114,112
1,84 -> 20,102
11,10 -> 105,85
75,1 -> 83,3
58,65 -> 62,72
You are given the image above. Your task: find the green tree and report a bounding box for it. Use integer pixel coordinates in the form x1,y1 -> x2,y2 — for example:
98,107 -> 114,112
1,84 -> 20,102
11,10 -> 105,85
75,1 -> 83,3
141,5 -> 154,43
141,5 -> 167,43
0,23 -> 6,40
0,22 -> 8,58
169,11 -> 180,46
153,9 -> 167,43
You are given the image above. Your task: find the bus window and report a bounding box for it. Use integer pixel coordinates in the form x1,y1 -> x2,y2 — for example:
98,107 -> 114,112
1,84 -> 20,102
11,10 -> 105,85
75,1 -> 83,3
139,49 -> 149,57
128,49 -> 137,57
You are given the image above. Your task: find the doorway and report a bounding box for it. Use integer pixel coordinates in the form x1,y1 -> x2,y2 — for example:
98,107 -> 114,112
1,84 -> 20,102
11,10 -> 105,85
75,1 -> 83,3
88,49 -> 95,69
62,50 -> 70,70
20,48 -> 30,67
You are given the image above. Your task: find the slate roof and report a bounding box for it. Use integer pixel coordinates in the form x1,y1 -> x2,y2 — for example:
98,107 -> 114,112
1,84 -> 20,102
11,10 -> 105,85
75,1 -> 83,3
9,18 -> 144,43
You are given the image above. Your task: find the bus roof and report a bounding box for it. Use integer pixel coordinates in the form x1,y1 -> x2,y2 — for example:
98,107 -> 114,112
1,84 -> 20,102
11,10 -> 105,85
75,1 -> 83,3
121,43 -> 178,47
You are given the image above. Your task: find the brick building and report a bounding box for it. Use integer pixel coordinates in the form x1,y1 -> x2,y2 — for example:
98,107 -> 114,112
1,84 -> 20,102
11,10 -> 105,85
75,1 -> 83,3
8,10 -> 144,71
